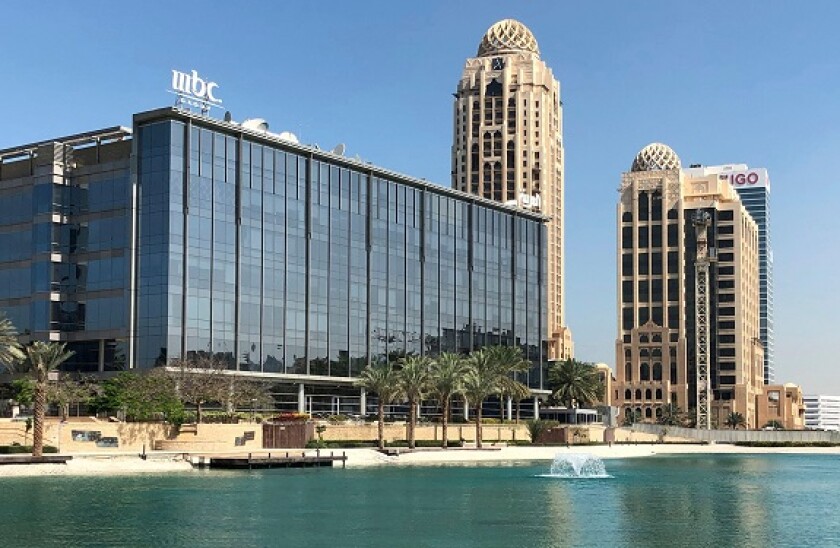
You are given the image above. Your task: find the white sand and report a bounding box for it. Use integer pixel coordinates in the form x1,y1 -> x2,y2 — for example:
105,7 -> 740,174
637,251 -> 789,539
0,456 -> 193,478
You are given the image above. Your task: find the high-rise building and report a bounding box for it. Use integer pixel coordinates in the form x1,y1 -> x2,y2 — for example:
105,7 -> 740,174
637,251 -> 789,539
804,395 -> 840,431
614,143 -> 765,428
452,19 -> 572,360
683,164 -> 774,384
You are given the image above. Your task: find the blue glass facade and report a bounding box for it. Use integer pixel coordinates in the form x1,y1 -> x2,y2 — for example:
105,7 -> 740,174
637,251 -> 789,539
0,110 -> 548,388
0,132 -> 132,371
734,185 -> 774,384
133,110 -> 549,387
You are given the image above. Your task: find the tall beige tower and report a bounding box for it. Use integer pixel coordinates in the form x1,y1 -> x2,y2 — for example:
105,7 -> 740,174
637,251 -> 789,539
452,19 -> 572,359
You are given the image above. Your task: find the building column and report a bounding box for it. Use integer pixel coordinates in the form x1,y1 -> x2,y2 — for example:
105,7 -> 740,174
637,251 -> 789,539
98,340 -> 105,372
360,387 -> 367,417
297,383 -> 306,414
506,397 -> 513,421
534,396 -> 540,419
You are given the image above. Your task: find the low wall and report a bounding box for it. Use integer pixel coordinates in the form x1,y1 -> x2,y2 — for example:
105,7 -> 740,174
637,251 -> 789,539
155,423 -> 263,452
628,423 -> 840,443
0,419 -> 264,453
320,422 -> 529,444
0,422 -> 27,446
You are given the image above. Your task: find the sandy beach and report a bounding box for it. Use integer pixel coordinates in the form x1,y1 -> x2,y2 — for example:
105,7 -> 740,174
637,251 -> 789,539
0,455 -> 194,477
1,444 -> 838,477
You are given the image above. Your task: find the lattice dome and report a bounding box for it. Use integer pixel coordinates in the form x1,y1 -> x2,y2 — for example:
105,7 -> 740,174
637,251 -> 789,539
477,19 -> 540,57
631,143 -> 682,172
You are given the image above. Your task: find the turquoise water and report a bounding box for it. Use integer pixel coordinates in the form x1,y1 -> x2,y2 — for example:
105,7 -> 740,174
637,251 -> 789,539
1,454 -> 838,547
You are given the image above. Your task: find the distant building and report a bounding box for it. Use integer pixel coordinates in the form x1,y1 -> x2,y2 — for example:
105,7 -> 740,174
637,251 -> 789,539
683,164 -> 774,384
614,143 -> 764,428
756,383 -> 804,430
593,362 -> 614,407
804,395 -> 840,431
452,19 -> 573,360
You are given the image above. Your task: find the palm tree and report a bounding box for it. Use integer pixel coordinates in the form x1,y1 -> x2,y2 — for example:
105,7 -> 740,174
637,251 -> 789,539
356,363 -> 404,450
622,408 -> 641,427
19,342 -> 75,458
657,403 -> 685,427
725,411 -> 746,430
428,353 -> 468,448
0,313 -> 24,368
397,356 -> 432,450
486,345 -> 531,423
462,349 -> 500,449
548,359 -> 604,423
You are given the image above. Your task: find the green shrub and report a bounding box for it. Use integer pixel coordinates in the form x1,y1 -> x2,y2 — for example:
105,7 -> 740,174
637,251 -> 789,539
0,445 -> 59,454
734,441 -> 840,448
272,412 -> 310,423
388,440 -> 462,448
305,440 -> 378,449
525,419 -> 559,443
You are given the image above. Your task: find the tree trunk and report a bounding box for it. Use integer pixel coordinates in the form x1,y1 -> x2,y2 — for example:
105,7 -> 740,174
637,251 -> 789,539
196,401 -> 203,424
377,402 -> 385,450
516,399 -> 521,424
475,403 -> 483,449
33,380 -> 46,458
408,397 -> 416,449
441,398 -> 450,449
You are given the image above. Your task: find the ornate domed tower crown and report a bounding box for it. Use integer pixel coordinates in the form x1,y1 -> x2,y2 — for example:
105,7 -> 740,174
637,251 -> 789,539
477,19 -> 540,57
631,143 -> 681,172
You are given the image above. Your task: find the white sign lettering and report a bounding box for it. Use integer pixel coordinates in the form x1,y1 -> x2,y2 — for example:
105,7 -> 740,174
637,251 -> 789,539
719,168 -> 769,190
170,69 -> 222,111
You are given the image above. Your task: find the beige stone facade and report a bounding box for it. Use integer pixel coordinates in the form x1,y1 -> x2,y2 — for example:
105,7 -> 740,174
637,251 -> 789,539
756,383 -> 805,430
451,20 -> 572,359
614,144 -> 766,428
594,362 -> 615,406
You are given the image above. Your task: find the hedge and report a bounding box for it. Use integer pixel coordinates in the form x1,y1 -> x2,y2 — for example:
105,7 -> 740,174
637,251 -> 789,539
0,445 -> 59,454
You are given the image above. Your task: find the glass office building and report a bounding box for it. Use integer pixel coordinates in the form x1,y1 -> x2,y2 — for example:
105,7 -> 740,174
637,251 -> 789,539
0,128 -> 133,371
733,177 -> 774,384
1,108 -> 549,394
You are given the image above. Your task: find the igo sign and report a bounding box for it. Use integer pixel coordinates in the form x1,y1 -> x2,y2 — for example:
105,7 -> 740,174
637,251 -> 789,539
170,69 -> 222,111
724,168 -> 769,190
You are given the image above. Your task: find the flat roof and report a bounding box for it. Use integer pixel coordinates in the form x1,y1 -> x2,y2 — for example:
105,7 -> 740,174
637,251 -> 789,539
0,126 -> 132,161
134,107 -> 549,223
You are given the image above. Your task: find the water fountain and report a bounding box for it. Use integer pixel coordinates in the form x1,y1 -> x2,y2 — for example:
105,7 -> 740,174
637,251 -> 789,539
538,453 -> 611,479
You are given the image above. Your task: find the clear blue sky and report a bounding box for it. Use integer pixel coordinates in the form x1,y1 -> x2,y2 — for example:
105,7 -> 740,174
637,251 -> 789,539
2,1 -> 838,393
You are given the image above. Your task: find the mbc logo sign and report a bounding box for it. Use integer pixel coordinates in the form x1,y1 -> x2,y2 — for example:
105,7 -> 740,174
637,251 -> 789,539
171,69 -> 222,105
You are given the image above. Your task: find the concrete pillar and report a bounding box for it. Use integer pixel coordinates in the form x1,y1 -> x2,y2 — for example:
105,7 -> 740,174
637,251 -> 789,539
360,387 -> 367,417
98,339 -> 105,372
297,383 -> 306,414
534,396 -> 540,419
506,397 -> 513,422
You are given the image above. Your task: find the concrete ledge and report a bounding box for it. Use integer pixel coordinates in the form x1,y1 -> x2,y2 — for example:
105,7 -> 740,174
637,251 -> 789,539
0,455 -> 73,465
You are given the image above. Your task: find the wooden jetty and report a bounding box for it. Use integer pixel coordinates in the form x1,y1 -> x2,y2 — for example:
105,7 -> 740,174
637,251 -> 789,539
192,451 -> 347,470
0,455 -> 72,465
